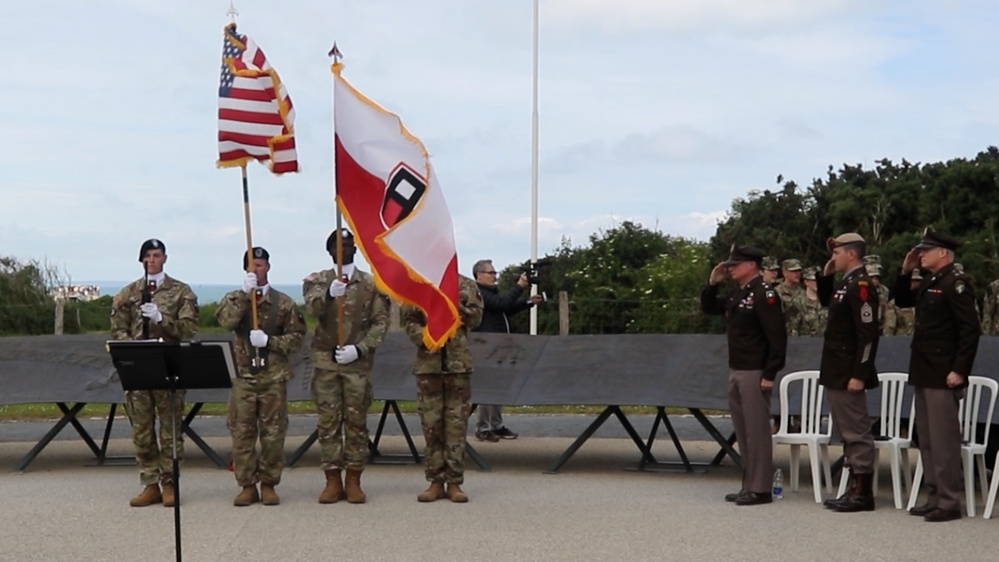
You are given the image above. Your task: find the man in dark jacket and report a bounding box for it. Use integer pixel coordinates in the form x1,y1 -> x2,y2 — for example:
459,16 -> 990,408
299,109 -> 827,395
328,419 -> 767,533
817,233 -> 880,512
701,245 -> 787,506
895,230 -> 980,522
471,259 -> 542,441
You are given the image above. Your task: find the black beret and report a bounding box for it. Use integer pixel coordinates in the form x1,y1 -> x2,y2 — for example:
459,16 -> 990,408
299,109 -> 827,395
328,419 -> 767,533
914,230 -> 961,251
243,246 -> 269,269
138,238 -> 166,262
723,244 -> 766,265
325,228 -> 355,253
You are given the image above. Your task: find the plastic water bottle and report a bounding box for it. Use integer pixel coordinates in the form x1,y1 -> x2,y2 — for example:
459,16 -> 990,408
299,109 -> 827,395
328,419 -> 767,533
772,468 -> 784,500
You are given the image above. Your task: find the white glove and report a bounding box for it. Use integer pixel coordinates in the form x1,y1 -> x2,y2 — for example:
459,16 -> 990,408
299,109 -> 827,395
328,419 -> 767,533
329,279 -> 347,298
334,345 -> 359,365
249,329 -> 269,348
140,302 -> 162,324
242,272 -> 258,294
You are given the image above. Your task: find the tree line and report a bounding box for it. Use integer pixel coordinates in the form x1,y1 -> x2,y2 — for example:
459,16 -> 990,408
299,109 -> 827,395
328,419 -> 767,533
5,146 -> 999,336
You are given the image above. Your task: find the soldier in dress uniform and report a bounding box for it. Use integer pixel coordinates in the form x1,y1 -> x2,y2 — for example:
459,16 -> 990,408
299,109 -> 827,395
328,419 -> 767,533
894,230 -> 981,522
304,229 -> 391,504
884,269 -> 921,336
701,245 -> 787,506
217,247 -> 306,506
789,267 -> 827,337
816,233 -> 880,512
403,275 -> 483,503
110,239 -> 199,507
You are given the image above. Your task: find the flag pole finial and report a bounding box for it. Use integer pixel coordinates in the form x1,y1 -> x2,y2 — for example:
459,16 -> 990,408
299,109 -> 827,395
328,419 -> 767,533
328,42 -> 343,63
227,0 -> 239,23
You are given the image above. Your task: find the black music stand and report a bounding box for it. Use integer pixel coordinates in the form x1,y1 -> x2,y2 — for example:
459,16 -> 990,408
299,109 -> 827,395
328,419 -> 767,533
108,340 -> 234,562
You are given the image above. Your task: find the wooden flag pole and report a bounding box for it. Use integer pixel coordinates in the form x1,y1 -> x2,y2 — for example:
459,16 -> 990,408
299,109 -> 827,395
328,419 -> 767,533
331,42 -> 346,349
240,165 -> 263,368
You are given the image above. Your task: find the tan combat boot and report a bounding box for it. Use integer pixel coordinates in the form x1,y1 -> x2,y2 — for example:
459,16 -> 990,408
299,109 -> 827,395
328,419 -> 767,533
233,485 -> 259,507
161,476 -> 176,508
344,469 -> 366,504
445,483 -> 469,503
417,481 -> 446,503
129,484 -> 162,507
318,469 -> 344,504
260,484 -> 280,506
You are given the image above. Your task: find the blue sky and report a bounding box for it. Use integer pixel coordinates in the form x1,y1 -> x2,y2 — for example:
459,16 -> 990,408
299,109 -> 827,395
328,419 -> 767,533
3,0 -> 999,285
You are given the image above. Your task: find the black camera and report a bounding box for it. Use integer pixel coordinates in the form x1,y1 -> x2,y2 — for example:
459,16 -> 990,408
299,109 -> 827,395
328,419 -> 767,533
522,258 -> 553,285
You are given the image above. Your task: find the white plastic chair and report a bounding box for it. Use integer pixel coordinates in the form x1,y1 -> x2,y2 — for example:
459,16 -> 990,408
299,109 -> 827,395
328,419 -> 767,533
836,372 -> 914,509
772,370 -> 833,503
907,375 -> 998,517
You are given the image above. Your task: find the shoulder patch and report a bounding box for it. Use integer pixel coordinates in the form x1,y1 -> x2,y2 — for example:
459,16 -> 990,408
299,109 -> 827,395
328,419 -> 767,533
956,280 -> 965,294
765,289 -> 777,305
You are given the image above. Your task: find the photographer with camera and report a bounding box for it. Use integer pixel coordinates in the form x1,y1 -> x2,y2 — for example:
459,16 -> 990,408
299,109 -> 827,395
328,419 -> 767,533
471,259 -> 543,442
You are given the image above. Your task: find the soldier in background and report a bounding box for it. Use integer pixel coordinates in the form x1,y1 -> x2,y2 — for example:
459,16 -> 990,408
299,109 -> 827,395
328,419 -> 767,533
761,257 -> 781,285
217,247 -> 306,506
304,229 -> 390,504
864,256 -> 890,334
883,269 -> 921,336
789,267 -> 827,336
981,275 -> 999,335
404,275 -> 483,503
777,259 -> 803,333
110,238 -> 199,508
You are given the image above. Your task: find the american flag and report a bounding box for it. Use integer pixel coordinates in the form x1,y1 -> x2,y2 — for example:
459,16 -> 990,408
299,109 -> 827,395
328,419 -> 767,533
217,23 -> 298,174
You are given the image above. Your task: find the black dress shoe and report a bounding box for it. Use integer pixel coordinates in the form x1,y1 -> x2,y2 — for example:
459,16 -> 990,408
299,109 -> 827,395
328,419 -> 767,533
725,490 -> 746,503
909,503 -> 934,516
823,496 -> 846,509
924,508 -> 962,522
735,492 -> 773,506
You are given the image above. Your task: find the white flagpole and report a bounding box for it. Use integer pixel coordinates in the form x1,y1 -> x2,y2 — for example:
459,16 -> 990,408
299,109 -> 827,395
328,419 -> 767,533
529,0 -> 540,336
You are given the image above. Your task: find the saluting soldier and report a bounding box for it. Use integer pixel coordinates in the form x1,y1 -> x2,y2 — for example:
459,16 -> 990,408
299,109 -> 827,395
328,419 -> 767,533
110,238 -> 199,508
701,245 -> 787,506
216,247 -> 306,507
884,269 -> 921,336
304,229 -> 391,504
403,275 -> 483,503
816,233 -> 880,512
895,230 -> 981,522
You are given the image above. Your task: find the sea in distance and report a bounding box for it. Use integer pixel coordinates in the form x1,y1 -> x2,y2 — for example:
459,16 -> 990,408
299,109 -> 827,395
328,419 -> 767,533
78,282 -> 305,305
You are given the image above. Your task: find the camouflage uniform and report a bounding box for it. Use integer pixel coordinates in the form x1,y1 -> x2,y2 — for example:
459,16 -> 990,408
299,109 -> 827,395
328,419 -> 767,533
216,288 -> 305,487
110,276 -> 199,486
789,293 -> 827,336
981,279 -> 999,335
777,282 -> 803,335
403,275 -> 483,484
304,268 -> 390,472
883,300 -> 915,336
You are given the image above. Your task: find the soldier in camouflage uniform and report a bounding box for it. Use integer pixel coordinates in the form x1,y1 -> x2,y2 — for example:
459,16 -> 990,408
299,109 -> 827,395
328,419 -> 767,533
981,276 -> 999,335
304,229 -> 390,504
778,259 -> 804,334
864,256 -> 891,335
761,256 -> 781,285
884,269 -> 921,336
403,274 -> 483,503
789,267 -> 827,336
110,239 -> 199,508
217,247 -> 305,507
